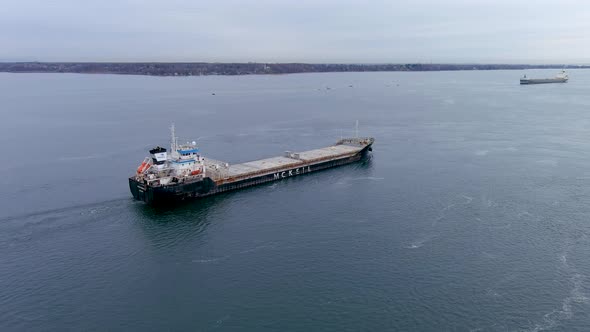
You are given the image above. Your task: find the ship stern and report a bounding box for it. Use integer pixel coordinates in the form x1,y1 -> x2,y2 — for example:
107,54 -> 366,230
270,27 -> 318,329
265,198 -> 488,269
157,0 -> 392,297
129,177 -> 150,203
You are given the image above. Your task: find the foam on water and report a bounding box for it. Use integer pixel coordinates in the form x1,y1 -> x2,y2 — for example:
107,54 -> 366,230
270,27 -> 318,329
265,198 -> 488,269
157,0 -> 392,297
536,159 -> 558,166
406,194 -> 477,248
524,242 -> 589,332
352,176 -> 385,181
406,235 -> 438,249
192,256 -> 230,264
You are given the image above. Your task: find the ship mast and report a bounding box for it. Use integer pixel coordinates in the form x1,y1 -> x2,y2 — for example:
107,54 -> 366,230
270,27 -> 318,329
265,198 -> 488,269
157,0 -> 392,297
170,123 -> 177,154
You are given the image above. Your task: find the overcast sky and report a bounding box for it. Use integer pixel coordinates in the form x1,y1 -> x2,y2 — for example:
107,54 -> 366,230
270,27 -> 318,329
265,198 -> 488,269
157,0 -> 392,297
1,0 -> 589,63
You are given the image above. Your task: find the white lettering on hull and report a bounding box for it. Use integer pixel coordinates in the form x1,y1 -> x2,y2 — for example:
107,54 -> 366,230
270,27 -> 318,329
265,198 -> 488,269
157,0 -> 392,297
273,166 -> 312,180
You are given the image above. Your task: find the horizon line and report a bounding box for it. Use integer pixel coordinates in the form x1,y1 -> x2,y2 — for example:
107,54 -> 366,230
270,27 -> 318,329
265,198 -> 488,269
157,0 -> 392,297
1,61 -> 589,66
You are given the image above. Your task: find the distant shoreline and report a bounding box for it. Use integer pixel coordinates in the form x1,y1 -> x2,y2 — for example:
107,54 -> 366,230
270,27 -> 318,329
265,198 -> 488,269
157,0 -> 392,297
0,62 -> 587,77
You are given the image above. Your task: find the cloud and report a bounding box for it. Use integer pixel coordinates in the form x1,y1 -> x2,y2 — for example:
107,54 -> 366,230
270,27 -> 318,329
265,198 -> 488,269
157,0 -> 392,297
1,0 -> 589,63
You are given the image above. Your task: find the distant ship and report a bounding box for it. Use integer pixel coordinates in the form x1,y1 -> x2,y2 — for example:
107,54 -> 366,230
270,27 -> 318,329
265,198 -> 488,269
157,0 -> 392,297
130,125 -> 374,205
520,70 -> 568,84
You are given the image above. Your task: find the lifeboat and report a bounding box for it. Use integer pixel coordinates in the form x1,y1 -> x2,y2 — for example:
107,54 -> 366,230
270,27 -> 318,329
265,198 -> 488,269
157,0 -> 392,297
136,161 -> 150,174
190,169 -> 201,176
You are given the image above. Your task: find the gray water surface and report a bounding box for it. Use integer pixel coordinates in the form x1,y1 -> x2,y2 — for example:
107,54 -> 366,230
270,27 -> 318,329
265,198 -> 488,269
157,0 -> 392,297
1,70 -> 590,331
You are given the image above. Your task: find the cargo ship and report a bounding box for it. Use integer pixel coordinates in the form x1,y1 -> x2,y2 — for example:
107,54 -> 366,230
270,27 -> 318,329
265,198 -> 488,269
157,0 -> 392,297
520,70 -> 568,84
129,125 -> 374,205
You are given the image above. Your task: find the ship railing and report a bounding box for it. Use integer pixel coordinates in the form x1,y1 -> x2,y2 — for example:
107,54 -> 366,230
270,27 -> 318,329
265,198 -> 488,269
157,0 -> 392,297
336,137 -> 374,146
148,173 -> 204,187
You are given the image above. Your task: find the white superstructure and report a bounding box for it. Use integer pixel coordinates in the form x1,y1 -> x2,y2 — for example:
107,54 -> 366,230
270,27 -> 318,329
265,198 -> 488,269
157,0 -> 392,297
134,125 -> 206,186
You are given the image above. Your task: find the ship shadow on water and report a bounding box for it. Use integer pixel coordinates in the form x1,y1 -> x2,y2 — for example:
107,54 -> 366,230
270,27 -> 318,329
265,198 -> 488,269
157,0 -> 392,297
131,194 -> 226,221
128,196 -> 224,245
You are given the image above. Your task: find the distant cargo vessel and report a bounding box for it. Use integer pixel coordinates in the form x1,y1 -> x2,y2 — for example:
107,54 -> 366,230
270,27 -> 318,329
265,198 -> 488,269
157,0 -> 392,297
129,125 -> 374,205
520,70 -> 568,84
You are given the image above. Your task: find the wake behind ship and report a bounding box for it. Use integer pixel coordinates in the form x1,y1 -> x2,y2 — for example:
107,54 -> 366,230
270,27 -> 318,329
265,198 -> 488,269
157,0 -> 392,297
129,125 -> 374,205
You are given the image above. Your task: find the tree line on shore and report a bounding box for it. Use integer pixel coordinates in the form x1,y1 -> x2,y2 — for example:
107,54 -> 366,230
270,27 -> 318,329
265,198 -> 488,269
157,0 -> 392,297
0,62 -> 585,76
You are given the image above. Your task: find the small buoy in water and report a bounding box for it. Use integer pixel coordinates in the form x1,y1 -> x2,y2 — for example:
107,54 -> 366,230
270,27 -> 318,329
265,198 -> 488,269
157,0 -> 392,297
212,93 -> 216,95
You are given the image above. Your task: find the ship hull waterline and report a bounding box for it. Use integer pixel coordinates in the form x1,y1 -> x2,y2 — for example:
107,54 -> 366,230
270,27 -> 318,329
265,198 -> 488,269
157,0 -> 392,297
520,78 -> 568,85
130,144 -> 372,205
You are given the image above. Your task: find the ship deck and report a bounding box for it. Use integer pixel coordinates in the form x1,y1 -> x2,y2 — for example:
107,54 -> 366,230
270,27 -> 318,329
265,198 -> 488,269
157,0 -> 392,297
204,143 -> 365,182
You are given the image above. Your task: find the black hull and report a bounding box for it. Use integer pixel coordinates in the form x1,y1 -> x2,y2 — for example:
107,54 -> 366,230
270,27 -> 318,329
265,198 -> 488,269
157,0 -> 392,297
520,79 -> 568,85
130,145 -> 372,205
